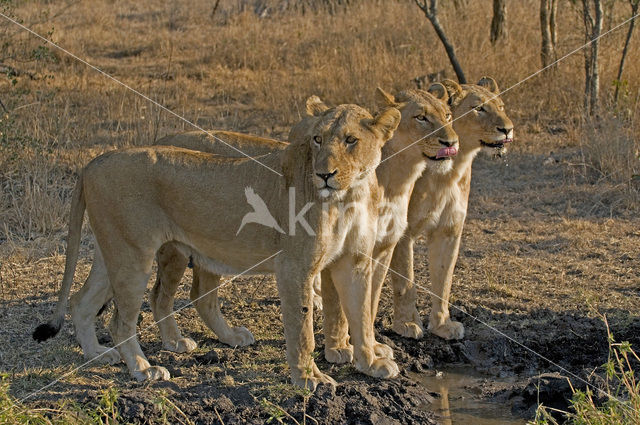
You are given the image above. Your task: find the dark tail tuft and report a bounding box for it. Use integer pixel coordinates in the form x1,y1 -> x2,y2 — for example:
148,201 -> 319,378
32,322 -> 61,342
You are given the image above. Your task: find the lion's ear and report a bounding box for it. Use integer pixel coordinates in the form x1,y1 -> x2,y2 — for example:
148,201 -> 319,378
427,83 -> 449,103
440,79 -> 463,104
477,76 -> 499,94
370,107 -> 401,143
305,95 -> 329,116
375,87 -> 398,108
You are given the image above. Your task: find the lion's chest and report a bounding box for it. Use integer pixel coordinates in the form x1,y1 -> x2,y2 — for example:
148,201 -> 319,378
321,199 -> 374,264
412,182 -> 466,238
375,196 -> 409,249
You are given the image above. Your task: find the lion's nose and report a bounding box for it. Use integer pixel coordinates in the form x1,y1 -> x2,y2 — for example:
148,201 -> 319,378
316,170 -> 337,182
497,127 -> 513,136
439,139 -> 456,147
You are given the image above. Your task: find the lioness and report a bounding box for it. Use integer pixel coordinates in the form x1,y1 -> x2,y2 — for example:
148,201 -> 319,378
33,100 -> 401,389
148,89 -> 459,364
389,77 -> 515,340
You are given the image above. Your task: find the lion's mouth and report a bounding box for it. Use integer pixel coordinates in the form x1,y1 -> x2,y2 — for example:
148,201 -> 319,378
319,186 -> 338,199
481,138 -> 513,149
424,146 -> 458,161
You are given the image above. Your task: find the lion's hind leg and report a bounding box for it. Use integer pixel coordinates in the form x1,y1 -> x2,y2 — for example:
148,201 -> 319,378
151,243 -> 197,353
190,266 -> 255,347
70,246 -> 120,365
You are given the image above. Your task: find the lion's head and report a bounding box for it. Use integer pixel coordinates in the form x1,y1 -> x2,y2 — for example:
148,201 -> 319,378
376,86 -> 459,174
287,96 -> 401,200
431,77 -> 514,156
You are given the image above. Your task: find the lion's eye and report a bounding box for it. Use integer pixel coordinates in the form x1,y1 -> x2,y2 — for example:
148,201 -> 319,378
445,113 -> 452,122
475,105 -> 486,113
415,115 -> 429,122
313,136 -> 322,145
498,105 -> 504,111
345,135 -> 358,145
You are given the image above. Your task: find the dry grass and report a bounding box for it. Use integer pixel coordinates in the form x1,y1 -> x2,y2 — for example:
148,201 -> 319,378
579,114 -> 640,203
1,0 -> 639,259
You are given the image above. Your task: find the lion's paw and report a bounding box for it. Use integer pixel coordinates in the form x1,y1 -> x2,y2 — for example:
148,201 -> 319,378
429,319 -> 464,340
292,369 -> 337,391
324,345 -> 354,364
219,327 -> 255,347
356,357 -> 400,379
163,337 -> 198,353
392,320 -> 425,339
85,346 -> 121,365
133,366 -> 170,382
374,342 -> 394,359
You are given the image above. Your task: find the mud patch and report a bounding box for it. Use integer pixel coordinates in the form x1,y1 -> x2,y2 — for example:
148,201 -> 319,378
380,303 -> 640,421
111,376 -> 439,424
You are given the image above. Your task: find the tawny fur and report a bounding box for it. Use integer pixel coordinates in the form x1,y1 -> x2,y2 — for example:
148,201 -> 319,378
34,99 -> 402,389
389,77 -> 515,340
149,88 -> 459,365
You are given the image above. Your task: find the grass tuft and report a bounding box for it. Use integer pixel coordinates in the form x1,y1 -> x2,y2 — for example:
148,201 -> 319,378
530,315 -> 640,425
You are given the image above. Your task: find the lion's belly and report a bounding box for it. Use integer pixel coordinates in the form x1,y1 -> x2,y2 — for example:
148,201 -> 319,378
173,241 -> 276,275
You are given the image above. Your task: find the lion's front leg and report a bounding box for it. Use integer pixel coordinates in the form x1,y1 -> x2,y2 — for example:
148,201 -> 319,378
368,248 -> 396,359
389,236 -> 424,339
329,255 -> 399,379
426,228 -> 464,340
275,259 -> 336,391
321,269 -> 353,364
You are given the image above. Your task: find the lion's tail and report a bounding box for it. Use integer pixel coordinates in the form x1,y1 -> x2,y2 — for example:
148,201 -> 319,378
33,173 -> 86,342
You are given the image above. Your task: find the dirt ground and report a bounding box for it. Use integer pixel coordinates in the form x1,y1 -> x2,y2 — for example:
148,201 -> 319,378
1,139 -> 638,424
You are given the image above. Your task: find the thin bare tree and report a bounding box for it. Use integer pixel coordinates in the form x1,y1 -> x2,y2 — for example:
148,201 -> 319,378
490,0 -> 508,44
581,0 -> 603,115
540,0 -> 558,67
211,0 -> 221,18
614,0 -> 640,104
414,0 -> 467,83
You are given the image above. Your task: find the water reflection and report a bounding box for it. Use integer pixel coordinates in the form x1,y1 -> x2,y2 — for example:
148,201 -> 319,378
412,366 -> 526,425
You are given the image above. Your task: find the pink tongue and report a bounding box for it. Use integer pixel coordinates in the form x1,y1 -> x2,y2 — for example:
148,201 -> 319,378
436,146 -> 458,158
503,138 -> 513,144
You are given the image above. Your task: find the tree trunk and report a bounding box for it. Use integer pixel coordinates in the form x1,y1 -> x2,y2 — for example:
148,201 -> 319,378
540,0 -> 557,67
614,0 -> 640,104
582,0 -> 603,115
414,0 -> 467,84
490,0 -> 507,44
550,0 -> 558,50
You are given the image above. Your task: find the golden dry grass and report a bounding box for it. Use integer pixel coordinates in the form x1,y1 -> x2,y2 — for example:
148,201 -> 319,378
1,0 -> 639,259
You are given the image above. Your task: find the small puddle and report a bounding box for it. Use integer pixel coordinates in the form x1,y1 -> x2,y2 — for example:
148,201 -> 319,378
412,365 -> 527,425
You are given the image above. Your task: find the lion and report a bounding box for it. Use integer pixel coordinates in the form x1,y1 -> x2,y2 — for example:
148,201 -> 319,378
388,76 -> 515,340
33,98 -> 402,389
321,87 -> 459,363
142,88 -> 457,366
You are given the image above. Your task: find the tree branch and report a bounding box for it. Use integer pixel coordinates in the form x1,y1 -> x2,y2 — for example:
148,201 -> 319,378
414,0 -> 467,84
